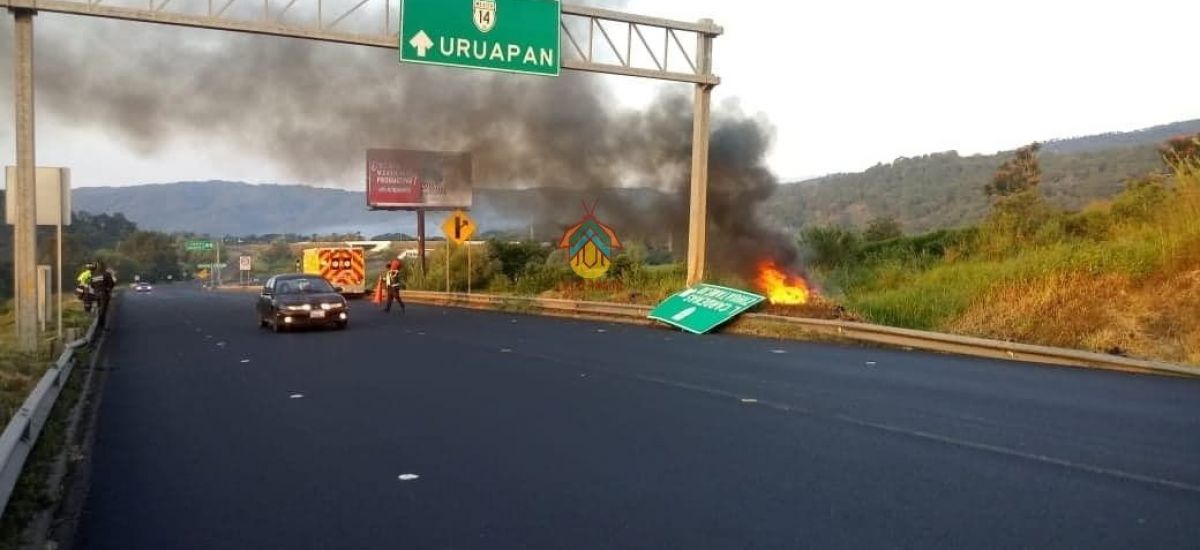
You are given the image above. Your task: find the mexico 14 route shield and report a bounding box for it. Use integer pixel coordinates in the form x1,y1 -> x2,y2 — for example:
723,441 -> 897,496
649,284 -> 765,334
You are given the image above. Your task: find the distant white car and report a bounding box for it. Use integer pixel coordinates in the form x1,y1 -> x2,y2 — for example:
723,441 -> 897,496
134,282 -> 153,293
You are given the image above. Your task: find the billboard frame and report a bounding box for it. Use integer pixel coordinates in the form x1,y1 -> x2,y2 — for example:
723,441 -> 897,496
365,148 -> 473,212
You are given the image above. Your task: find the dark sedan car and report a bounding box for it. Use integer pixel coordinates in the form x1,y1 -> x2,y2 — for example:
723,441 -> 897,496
257,274 -> 349,332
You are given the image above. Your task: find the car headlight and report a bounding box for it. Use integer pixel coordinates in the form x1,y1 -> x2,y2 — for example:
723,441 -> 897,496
284,304 -> 312,312
320,302 -> 343,310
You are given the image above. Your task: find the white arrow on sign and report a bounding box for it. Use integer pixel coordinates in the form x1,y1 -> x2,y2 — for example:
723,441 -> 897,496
410,30 -> 434,57
671,307 -> 697,322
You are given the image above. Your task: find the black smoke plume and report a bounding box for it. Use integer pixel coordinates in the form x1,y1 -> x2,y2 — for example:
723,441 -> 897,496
1,11 -> 797,278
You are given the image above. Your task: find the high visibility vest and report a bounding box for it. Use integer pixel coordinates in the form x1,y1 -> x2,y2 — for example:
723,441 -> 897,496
76,269 -> 92,287
385,269 -> 402,287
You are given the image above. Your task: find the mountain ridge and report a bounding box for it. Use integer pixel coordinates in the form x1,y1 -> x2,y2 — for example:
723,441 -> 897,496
72,118 -> 1200,236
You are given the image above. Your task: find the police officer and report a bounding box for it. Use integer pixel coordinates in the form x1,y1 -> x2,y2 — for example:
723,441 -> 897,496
77,262 -> 94,289
76,263 -> 96,311
91,261 -> 116,326
383,259 -> 405,313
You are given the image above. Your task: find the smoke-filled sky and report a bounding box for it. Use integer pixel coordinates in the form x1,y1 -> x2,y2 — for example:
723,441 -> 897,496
0,0 -> 812,273
1,0 -> 1198,188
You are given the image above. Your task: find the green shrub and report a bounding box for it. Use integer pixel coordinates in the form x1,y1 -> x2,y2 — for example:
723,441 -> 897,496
799,226 -> 862,269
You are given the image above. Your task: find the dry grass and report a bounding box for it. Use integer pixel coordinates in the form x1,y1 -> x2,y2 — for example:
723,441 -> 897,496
947,267 -> 1200,365
948,271 -> 1143,355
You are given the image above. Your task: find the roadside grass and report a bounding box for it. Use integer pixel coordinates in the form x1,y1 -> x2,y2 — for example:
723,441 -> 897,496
0,298 -> 94,548
541,264 -> 688,305
0,300 -> 92,427
834,163 -> 1200,365
0,346 -> 88,549
844,236 -> 1180,329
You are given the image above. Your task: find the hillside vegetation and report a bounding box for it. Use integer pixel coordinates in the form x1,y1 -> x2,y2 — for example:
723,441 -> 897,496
802,136 -> 1200,365
768,145 -> 1166,233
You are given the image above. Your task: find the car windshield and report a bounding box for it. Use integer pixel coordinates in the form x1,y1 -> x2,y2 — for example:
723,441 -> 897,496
276,277 -> 335,294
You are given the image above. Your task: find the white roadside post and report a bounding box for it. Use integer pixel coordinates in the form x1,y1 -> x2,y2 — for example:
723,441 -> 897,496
5,166 -> 69,345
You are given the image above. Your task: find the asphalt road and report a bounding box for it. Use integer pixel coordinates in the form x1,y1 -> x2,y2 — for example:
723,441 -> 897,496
75,284 -> 1200,549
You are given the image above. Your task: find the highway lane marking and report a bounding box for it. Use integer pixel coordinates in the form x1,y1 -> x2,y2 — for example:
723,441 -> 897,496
290,393 -> 304,399
832,414 -> 1200,495
398,315 -> 1198,494
398,474 -> 420,481
770,349 -> 787,354
629,373 -> 1200,496
240,359 -> 250,363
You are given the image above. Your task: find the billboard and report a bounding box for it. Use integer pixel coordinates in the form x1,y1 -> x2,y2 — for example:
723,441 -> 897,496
366,149 -> 472,210
4,166 -> 71,226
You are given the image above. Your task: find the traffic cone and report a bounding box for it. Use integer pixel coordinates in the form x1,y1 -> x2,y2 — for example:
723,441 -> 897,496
371,278 -> 384,304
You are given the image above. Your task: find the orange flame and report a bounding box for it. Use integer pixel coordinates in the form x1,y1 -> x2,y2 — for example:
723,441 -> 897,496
755,260 -> 811,305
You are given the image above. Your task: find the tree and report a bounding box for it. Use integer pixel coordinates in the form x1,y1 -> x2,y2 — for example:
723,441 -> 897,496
94,250 -> 139,284
985,143 -> 1042,198
260,240 -> 297,273
117,231 -> 180,281
488,240 -> 550,280
799,226 -> 861,269
1160,134 -> 1200,171
864,216 -> 902,242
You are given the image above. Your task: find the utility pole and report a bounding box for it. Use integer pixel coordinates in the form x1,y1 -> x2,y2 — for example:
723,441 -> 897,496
215,238 -> 221,287
417,210 -> 427,275
11,8 -> 38,351
686,19 -> 714,287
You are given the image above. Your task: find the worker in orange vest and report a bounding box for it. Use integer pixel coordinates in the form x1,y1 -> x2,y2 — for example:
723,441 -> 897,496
383,259 -> 405,313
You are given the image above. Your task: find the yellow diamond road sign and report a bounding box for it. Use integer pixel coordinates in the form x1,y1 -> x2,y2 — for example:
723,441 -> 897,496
442,209 -> 476,245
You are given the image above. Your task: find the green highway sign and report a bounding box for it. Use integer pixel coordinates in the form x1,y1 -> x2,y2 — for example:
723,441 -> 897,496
400,0 -> 561,77
196,263 -> 219,269
648,284 -> 765,335
186,240 -> 214,251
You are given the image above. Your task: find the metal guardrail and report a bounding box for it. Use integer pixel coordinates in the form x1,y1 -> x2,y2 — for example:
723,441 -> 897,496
0,311 -> 100,519
401,291 -> 1200,377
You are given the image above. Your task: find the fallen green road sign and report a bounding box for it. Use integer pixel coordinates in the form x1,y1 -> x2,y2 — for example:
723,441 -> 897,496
648,284 -> 765,334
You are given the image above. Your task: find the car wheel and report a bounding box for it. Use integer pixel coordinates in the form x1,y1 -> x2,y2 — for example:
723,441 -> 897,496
334,321 -> 347,330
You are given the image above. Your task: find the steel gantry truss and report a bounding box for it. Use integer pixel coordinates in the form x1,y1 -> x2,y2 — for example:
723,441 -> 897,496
2,0 -> 721,84
2,0 -> 721,350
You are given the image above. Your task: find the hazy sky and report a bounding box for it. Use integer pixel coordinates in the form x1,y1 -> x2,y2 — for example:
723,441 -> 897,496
1,0 -> 1198,187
